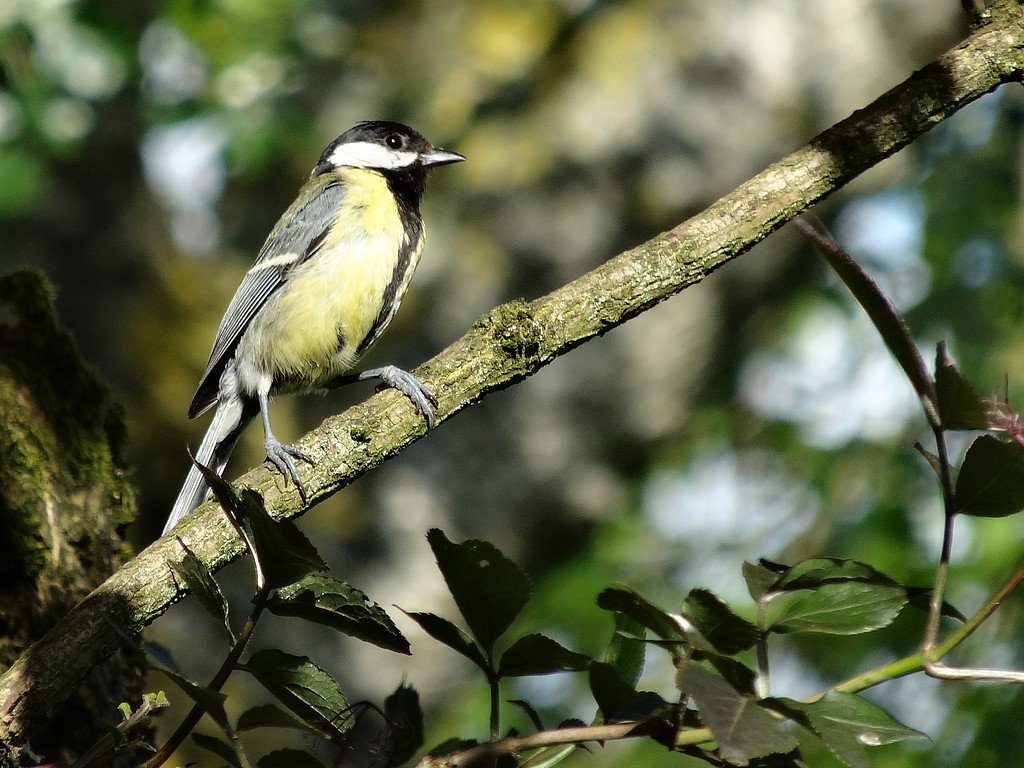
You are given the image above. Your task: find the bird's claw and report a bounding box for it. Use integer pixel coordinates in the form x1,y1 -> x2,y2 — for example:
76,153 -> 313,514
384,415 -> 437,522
359,365 -> 437,428
265,437 -> 314,503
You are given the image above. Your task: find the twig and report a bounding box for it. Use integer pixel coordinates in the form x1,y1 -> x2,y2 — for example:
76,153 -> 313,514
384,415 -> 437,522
414,722 -> 654,768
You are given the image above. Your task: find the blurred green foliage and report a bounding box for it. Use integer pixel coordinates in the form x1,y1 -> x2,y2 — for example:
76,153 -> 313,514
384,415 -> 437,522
6,1 -> 1024,767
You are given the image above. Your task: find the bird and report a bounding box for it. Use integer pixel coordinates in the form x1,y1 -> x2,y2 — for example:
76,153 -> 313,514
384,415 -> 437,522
163,120 -> 465,535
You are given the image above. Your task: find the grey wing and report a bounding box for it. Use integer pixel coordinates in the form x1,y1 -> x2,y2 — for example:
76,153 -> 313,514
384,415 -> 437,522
188,180 -> 345,417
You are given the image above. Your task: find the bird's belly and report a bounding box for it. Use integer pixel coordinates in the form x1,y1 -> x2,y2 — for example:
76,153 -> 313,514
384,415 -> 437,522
240,230 -> 403,390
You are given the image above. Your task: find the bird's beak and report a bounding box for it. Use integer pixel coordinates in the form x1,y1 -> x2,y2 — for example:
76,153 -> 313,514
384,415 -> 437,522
421,148 -> 466,167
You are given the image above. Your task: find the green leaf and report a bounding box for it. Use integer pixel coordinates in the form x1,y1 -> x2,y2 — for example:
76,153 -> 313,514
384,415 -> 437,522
603,612 -> 646,689
269,574 -> 410,654
744,755 -> 808,768
596,587 -> 686,645
236,703 -> 318,733
677,661 -> 798,764
766,691 -> 925,768
240,649 -> 351,739
238,490 -> 327,589
743,561 -> 782,602
509,698 -> 546,731
683,588 -> 758,654
589,661 -> 639,722
796,217 -> 937,423
384,683 -> 424,766
160,669 -> 229,732
257,749 -> 328,768
768,581 -> 906,635
427,529 -> 532,654
955,434 -> 1024,517
773,558 -> 896,591
192,732 -> 240,768
195,457 -> 251,520
169,544 -> 233,642
934,342 -> 989,430
497,633 -> 592,677
692,651 -> 758,696
402,610 -> 489,672
905,587 -> 967,622
196,460 -> 327,589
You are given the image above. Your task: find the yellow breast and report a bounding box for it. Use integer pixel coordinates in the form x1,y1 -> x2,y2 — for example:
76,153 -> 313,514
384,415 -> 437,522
241,167 -> 415,389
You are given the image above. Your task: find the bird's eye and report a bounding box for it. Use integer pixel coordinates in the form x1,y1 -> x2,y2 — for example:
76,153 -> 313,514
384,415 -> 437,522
385,134 -> 403,149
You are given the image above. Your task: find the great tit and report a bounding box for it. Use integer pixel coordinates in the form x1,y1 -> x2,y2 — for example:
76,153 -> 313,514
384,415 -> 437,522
164,120 -> 465,534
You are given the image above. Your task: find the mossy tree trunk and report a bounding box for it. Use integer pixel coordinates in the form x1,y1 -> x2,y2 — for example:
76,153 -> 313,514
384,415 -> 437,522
0,272 -> 141,766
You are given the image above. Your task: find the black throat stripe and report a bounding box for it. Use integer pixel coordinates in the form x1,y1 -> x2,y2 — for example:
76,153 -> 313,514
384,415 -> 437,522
355,169 -> 427,356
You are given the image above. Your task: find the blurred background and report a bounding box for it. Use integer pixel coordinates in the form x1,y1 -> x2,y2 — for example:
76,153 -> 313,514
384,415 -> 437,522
5,1 -> 1024,766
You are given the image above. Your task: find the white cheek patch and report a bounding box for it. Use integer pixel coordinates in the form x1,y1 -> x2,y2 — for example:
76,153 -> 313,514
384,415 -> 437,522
329,141 -> 418,170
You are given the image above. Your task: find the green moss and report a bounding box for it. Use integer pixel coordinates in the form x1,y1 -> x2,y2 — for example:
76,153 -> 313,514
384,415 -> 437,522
0,271 -> 135,545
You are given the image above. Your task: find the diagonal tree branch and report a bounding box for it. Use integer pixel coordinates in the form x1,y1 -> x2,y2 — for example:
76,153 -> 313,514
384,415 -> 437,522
3,1 -> 1024,750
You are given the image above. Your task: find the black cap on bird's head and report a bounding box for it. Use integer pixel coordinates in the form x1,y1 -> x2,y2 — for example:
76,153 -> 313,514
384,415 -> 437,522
312,120 -> 465,177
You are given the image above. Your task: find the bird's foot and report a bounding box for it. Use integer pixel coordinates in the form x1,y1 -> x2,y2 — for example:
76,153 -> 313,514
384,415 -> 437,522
359,366 -> 437,428
265,436 -> 314,503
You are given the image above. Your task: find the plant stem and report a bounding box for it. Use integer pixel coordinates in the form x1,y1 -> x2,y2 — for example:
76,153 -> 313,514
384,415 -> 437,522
824,557 -> 1024,696
414,721 -> 714,768
923,424 -> 957,651
755,597 -> 771,698
145,584 -> 270,767
488,668 -> 501,743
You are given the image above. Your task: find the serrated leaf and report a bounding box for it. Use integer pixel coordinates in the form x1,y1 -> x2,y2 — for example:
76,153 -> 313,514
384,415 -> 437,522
797,217 -> 937,421
427,529 -> 532,654
768,581 -> 906,635
677,661 -> 798,764
955,434 -> 1024,518
604,612 -> 646,689
160,669 -> 229,731
235,489 -> 327,589
384,683 -> 424,766
196,458 -> 249,520
596,587 -> 686,645
269,574 -> 410,654
236,703 -> 318,733
509,698 -> 546,731
589,661 -> 639,722
169,545 -> 233,641
905,587 -> 966,622
744,754 -> 808,768
402,610 -> 489,672
192,732 -> 240,768
692,651 -> 758,696
755,559 -> 791,575
683,588 -> 758,654
773,558 -> 895,591
198,456 -> 326,589
240,649 -> 351,739
935,342 -> 988,430
257,749 -> 328,768
766,691 -> 925,768
743,561 -> 781,602
498,634 -> 592,677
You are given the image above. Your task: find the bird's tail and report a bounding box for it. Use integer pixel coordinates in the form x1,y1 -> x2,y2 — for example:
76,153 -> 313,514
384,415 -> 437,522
164,397 -> 257,535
